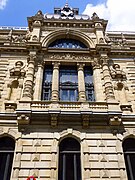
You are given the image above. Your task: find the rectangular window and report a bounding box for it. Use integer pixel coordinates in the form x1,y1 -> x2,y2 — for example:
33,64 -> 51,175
60,66 -> 78,101
42,66 -> 53,100
84,66 -> 95,101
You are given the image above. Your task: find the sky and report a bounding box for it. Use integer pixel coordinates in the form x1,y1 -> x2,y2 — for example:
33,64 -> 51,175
0,0 -> 135,31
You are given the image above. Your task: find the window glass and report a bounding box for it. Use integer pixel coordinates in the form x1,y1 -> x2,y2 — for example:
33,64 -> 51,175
49,38 -> 88,49
0,137 -> 15,180
42,66 -> 53,100
60,66 -> 78,101
123,138 -> 135,180
84,66 -> 95,101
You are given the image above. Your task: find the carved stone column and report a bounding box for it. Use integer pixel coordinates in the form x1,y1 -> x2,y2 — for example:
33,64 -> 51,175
51,62 -> 60,101
22,52 -> 36,100
33,63 -> 44,100
92,59 -> 105,101
77,63 -> 86,101
100,54 -> 115,101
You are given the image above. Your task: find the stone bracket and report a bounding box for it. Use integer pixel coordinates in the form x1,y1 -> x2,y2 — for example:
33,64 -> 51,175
109,115 -> 122,126
50,113 -> 59,127
82,114 -> 90,127
17,114 -> 31,132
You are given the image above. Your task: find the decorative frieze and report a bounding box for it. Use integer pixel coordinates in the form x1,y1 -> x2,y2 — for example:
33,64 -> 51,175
44,53 -> 92,62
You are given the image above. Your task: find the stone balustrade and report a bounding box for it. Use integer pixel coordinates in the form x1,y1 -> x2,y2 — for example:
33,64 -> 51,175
30,101 -> 108,111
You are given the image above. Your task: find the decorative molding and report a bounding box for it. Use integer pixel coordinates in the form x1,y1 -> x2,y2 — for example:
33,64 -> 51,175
120,104 -> 132,112
5,102 -> 17,112
111,64 -> 126,80
10,61 -> 25,77
59,129 -> 81,141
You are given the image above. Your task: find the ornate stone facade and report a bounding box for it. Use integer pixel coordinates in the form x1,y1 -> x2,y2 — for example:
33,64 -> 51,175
0,3 -> 135,180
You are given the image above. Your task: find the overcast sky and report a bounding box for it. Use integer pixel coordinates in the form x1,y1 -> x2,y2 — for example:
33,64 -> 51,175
0,0 -> 135,31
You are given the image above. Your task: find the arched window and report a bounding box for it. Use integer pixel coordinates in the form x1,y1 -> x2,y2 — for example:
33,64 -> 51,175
48,38 -> 88,49
123,138 -> 135,180
58,137 -> 82,180
0,136 -> 15,180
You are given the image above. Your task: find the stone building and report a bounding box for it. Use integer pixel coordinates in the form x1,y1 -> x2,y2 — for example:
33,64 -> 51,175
0,3 -> 135,180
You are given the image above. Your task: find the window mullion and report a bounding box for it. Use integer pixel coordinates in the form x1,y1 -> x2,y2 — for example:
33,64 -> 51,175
74,154 -> 77,180
3,153 -> 10,180
63,154 -> 66,180
127,154 -> 134,180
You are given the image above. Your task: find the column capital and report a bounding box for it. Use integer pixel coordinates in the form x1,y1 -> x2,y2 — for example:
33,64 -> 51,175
28,53 -> 37,63
91,58 -> 100,69
100,53 -> 109,65
77,63 -> 85,71
52,62 -> 60,69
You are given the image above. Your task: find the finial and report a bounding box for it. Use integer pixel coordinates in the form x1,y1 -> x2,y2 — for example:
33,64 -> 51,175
65,0 -> 69,7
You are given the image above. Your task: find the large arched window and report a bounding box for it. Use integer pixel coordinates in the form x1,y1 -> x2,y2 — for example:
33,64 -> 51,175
123,138 -> 135,180
58,137 -> 82,180
48,38 -> 88,49
0,136 -> 15,180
